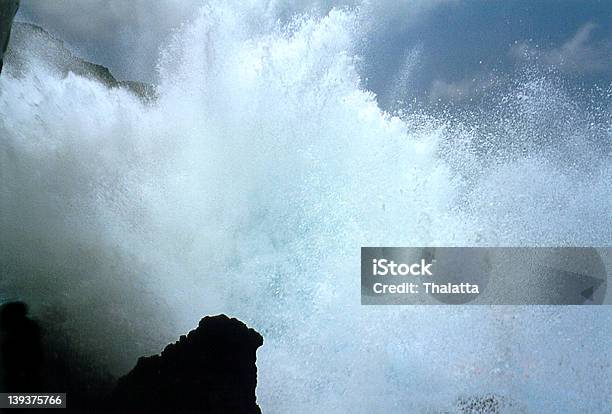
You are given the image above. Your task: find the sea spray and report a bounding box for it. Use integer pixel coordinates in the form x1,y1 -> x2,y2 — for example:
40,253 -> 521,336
0,1 -> 610,412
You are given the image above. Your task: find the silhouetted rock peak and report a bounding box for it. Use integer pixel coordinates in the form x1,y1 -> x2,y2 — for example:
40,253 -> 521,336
113,315 -> 263,414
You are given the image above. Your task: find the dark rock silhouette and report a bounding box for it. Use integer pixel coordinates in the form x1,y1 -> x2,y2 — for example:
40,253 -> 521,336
0,301 -> 44,392
0,305 -> 263,413
0,0 -> 19,73
0,301 -> 114,411
112,314 -> 263,414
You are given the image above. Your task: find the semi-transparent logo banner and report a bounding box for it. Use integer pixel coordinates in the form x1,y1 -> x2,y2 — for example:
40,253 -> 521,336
361,247 -> 610,305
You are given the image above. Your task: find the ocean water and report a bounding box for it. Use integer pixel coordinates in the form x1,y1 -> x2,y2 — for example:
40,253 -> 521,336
0,1 -> 610,412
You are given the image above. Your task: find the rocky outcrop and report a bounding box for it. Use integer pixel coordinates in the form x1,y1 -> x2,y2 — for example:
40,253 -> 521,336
0,301 -> 44,392
1,305 -> 263,413
455,393 -> 526,414
3,21 -> 155,100
112,315 -> 263,414
0,0 -> 19,73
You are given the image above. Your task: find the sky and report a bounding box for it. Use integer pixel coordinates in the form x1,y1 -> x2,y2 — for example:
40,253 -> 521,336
16,0 -> 612,107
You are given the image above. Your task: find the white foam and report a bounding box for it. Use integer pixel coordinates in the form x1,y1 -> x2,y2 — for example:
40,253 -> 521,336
0,2 -> 610,412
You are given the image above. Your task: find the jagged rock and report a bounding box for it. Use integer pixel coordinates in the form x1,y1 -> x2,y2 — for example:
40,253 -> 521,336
0,0 -> 19,73
3,21 -> 156,100
112,315 -> 263,414
455,393 -> 526,414
0,302 -> 115,411
456,394 -> 502,413
0,301 -> 44,392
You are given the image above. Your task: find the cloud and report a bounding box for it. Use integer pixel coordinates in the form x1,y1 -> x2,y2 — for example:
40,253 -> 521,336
510,22 -> 610,74
428,76 -> 492,103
